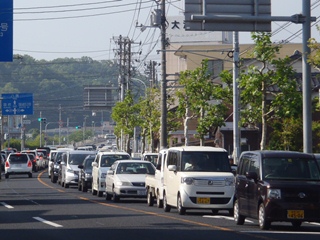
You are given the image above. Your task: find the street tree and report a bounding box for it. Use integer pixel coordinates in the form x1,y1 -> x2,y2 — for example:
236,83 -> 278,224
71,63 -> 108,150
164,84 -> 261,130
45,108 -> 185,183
177,60 -> 231,146
238,32 -> 302,150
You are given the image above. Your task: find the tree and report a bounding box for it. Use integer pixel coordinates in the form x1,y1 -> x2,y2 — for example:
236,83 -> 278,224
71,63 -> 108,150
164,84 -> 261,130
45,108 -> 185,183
238,32 -> 302,150
112,91 -> 139,154
177,60 -> 231,146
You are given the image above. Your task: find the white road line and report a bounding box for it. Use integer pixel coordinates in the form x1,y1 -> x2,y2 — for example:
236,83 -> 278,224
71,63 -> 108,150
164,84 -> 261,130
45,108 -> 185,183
203,215 -> 254,223
33,217 -> 63,228
0,202 -> 14,209
242,231 -> 320,235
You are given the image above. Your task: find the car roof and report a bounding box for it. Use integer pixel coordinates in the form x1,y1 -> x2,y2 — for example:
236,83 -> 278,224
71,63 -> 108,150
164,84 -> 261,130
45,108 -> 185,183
98,151 -> 130,155
114,160 -> 151,164
66,150 -> 96,154
167,146 -> 227,152
241,150 -> 315,159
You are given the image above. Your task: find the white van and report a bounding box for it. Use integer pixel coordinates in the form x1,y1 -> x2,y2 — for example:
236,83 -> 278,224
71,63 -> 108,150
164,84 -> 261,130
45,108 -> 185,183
163,146 -> 235,215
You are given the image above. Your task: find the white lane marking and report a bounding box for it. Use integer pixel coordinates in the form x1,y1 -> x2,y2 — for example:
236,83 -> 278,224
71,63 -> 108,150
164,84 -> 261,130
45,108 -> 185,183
203,215 -> 254,223
0,202 -> 14,209
33,217 -> 63,228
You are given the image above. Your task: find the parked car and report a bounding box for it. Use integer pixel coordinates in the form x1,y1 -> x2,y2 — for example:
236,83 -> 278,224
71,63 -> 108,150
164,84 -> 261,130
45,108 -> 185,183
143,152 -> 158,166
5,152 -> 33,178
234,150 -> 320,230
105,160 -> 156,202
26,153 -> 37,172
91,151 -> 131,197
77,154 -> 96,192
162,146 -> 235,215
59,150 -> 96,188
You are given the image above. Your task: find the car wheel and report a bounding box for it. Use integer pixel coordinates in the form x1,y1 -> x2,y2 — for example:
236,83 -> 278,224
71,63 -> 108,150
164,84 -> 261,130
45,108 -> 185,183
78,182 -> 81,191
98,191 -> 103,197
234,200 -> 245,225
147,189 -> 154,207
81,181 -> 87,192
52,176 -> 57,184
106,192 -> 112,200
92,188 -> 97,195
258,203 -> 270,230
61,181 -> 64,187
5,173 -> 9,179
156,191 -> 163,208
163,192 -> 171,212
64,183 -> 69,188
112,188 -> 120,202
28,173 -> 32,178
177,194 -> 186,215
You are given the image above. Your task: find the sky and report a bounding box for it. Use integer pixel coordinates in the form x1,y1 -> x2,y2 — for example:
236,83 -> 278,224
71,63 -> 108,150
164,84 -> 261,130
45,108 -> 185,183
10,0 -> 320,63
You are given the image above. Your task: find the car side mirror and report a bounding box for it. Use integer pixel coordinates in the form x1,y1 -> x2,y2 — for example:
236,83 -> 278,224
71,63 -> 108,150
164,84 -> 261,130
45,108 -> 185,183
92,162 -> 98,167
168,165 -> 177,172
246,171 -> 258,181
107,170 -> 114,175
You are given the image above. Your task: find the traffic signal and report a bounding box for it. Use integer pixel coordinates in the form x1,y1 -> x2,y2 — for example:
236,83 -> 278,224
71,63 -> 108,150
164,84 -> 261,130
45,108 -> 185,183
38,118 -> 47,124
75,126 -> 81,129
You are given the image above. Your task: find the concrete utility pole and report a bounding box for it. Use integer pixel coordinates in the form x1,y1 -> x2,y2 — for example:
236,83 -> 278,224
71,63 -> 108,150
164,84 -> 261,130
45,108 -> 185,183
233,32 -> 240,163
160,0 -> 168,150
302,0 -> 312,153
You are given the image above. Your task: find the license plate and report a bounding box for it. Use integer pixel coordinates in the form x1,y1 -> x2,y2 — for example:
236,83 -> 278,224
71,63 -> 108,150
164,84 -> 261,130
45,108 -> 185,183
137,190 -> 146,195
197,197 -> 210,204
287,210 -> 304,219
14,164 -> 21,167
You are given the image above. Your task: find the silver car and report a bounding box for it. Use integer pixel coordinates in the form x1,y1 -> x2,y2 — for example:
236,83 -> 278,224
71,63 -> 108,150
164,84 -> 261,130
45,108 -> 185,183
5,153 -> 33,178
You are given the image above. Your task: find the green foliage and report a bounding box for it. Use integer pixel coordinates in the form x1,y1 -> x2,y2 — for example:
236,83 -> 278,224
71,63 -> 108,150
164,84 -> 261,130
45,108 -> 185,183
238,32 -> 301,150
177,60 -> 231,145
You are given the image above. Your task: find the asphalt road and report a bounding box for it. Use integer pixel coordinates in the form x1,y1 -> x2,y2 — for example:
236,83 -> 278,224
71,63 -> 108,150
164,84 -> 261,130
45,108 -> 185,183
1,170 -> 320,240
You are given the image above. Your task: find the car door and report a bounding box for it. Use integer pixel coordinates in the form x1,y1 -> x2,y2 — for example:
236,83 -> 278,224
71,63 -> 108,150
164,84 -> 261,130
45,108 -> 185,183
92,154 -> 100,190
106,162 -> 117,193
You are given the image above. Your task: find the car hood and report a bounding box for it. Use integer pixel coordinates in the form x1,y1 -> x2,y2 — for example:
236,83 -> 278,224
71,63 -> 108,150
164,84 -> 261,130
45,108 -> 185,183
180,172 -> 234,179
117,174 -> 146,182
99,167 -> 110,173
69,165 -> 80,171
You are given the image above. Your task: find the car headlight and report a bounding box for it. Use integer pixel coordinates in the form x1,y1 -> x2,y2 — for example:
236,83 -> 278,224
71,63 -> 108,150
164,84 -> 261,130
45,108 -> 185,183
225,177 -> 235,186
267,189 -> 281,199
181,177 -> 194,185
85,173 -> 91,178
100,173 -> 106,178
115,181 -> 132,186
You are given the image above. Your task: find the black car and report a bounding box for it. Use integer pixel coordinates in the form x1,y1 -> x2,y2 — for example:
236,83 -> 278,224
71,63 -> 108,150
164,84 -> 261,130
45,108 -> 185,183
77,155 -> 96,192
234,150 -> 320,230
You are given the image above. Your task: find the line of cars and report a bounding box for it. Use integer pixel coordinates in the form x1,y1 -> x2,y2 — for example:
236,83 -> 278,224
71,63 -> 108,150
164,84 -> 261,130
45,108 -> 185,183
1,147 -> 51,179
47,145 -> 320,231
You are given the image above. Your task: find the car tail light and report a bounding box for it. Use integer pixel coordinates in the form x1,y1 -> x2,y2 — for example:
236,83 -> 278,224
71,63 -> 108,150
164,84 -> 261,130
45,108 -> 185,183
27,160 -> 32,168
5,161 -> 10,168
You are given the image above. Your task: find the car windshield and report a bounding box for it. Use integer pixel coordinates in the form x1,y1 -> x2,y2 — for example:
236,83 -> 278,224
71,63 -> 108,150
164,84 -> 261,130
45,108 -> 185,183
263,157 -> 320,180
68,154 -> 90,165
100,154 -> 130,167
84,157 -> 95,168
181,152 -> 231,172
116,162 -> 155,174
9,154 -> 28,163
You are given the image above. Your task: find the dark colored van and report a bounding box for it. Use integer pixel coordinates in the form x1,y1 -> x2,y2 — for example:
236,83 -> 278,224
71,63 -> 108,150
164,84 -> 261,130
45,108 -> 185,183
234,150 -> 320,230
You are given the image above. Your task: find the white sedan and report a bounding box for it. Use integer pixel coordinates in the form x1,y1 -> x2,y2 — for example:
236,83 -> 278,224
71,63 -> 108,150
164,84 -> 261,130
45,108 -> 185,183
105,160 -> 155,202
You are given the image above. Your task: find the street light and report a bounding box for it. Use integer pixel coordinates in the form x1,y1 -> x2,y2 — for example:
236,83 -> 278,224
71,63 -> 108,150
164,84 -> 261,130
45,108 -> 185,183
131,78 -> 147,96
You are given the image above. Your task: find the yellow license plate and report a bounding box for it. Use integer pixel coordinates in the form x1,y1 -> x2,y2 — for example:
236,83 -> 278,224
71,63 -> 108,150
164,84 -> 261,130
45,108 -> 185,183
287,210 -> 304,219
197,197 -> 210,204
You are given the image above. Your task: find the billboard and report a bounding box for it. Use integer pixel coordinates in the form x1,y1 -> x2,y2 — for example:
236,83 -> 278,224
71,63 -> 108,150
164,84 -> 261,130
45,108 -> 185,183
0,0 -> 13,62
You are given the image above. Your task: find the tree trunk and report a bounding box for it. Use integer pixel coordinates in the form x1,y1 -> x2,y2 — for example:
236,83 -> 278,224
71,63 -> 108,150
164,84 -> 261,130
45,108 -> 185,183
184,107 -> 190,146
260,81 -> 267,150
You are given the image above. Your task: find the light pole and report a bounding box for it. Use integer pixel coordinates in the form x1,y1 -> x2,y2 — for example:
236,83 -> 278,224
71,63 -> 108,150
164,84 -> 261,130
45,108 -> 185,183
131,78 -> 147,96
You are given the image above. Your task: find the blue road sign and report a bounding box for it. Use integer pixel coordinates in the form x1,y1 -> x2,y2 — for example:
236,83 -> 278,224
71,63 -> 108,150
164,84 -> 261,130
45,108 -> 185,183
0,0 -> 13,62
1,93 -> 34,115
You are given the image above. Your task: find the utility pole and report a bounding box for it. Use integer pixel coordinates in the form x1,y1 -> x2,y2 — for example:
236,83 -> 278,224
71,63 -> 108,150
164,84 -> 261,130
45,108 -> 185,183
160,0 -> 167,150
58,104 -> 61,146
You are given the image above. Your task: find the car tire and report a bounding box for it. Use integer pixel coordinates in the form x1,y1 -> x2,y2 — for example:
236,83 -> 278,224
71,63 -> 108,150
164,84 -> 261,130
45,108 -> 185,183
156,192 -> 163,208
112,188 -> 120,202
78,182 -> 81,191
28,173 -> 32,178
258,203 -> 270,230
98,191 -> 103,197
163,192 -> 171,212
147,189 -> 154,207
177,194 -> 186,215
64,183 -> 69,188
234,199 -> 245,225
5,173 -> 9,179
61,181 -> 64,187
81,181 -> 87,192
106,192 -> 112,200
92,188 -> 97,195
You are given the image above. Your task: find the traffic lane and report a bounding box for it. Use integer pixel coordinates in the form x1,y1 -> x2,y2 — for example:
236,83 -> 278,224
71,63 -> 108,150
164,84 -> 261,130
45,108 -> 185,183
0,174 -> 250,240
39,171 -> 320,240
